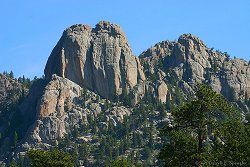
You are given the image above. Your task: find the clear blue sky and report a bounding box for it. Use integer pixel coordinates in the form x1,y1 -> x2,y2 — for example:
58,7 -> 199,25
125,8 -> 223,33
1,0 -> 249,78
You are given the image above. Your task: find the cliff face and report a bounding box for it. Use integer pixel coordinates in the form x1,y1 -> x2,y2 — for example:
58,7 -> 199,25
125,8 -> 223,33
14,75 -> 132,158
45,21 -> 145,99
139,34 -> 250,103
24,75 -> 83,145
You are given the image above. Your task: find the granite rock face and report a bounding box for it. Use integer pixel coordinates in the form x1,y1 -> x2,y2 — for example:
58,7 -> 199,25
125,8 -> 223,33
139,34 -> 250,102
19,75 -> 132,148
45,21 -> 145,99
157,81 -> 169,103
23,75 -> 83,145
103,106 -> 131,127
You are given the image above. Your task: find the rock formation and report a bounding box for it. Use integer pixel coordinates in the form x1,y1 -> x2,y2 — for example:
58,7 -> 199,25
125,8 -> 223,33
2,22 -> 250,166
0,73 -> 23,107
157,81 -> 168,103
19,75 -> 131,148
24,75 -> 83,144
45,21 -> 145,99
139,34 -> 250,102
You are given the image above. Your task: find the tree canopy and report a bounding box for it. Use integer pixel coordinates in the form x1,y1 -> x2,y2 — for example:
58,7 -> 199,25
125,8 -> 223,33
159,84 -> 250,167
27,149 -> 75,167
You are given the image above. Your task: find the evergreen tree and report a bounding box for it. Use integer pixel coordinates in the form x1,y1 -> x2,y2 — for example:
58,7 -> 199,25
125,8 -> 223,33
121,87 -> 131,107
213,120 -> 250,165
27,149 -> 75,167
105,159 -> 132,167
79,142 -> 90,160
72,126 -> 79,138
159,84 -> 242,167
9,161 -> 18,167
13,131 -> 18,147
9,71 -> 14,79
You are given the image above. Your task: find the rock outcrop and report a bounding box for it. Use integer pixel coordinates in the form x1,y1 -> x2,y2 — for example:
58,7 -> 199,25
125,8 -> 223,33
104,106 -> 131,127
0,74 -> 23,108
17,79 -> 47,134
157,81 -> 168,103
20,75 -> 132,147
140,34 -> 250,102
45,21 -> 145,99
24,75 -> 83,144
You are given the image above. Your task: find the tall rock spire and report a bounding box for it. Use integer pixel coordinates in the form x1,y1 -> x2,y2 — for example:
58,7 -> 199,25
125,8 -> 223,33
45,21 -> 145,99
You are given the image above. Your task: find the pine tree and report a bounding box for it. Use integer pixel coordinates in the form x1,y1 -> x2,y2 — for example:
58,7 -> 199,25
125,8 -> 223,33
105,159 -> 132,167
159,84 -> 242,167
9,71 -> 14,79
27,149 -> 75,167
9,161 -> 18,167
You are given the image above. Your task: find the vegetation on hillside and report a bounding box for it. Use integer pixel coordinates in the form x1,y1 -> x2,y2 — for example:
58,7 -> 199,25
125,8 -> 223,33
1,71 -> 250,167
159,84 -> 250,167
